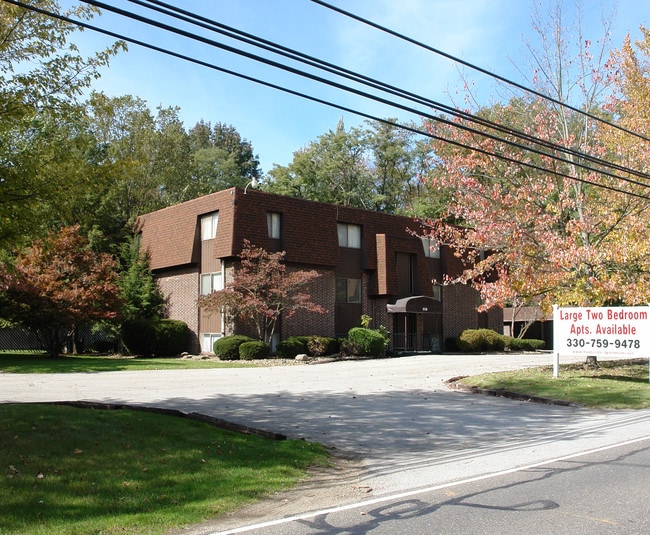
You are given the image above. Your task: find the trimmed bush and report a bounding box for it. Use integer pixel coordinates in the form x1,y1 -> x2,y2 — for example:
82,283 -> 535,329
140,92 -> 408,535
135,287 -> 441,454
121,318 -> 189,357
347,327 -> 386,357
239,340 -> 270,360
456,329 -> 545,352
456,329 -> 506,352
307,336 -> 340,357
213,335 -> 255,361
275,336 -> 310,358
504,336 -> 546,351
152,319 -> 190,357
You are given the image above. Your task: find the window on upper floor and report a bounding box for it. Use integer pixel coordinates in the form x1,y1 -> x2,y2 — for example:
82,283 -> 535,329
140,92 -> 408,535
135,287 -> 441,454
421,236 -> 440,258
201,212 -> 219,241
337,223 -> 361,249
200,272 -> 223,295
267,212 -> 281,239
336,278 -> 361,303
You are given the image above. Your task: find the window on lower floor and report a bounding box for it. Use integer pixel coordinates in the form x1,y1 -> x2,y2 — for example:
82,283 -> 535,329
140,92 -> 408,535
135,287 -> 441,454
201,272 -> 223,295
201,333 -> 222,354
336,278 -> 361,303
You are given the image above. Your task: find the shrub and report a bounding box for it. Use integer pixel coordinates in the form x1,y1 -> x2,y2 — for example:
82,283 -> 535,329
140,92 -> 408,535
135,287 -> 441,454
347,327 -> 385,357
526,338 -> 546,350
121,319 -> 189,357
213,335 -> 255,361
122,318 -> 155,356
456,329 -> 506,352
504,336 -> 546,351
152,319 -> 190,357
275,336 -> 310,358
239,340 -> 270,360
307,336 -> 340,356
340,338 -> 363,356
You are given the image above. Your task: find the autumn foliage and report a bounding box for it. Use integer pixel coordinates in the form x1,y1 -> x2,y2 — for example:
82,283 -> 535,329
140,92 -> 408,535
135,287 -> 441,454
198,240 -> 324,344
421,25 -> 650,314
0,225 -> 122,356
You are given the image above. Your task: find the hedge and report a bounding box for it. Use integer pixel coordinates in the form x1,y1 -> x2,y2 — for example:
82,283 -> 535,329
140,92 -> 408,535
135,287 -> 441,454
213,335 -> 255,361
347,327 -> 386,357
307,336 -> 340,357
456,329 -> 545,352
239,340 -> 270,360
275,336 -> 310,358
121,318 -> 189,357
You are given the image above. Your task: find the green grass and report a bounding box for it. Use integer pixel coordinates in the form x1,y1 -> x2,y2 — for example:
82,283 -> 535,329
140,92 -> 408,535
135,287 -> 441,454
0,352 -> 264,373
0,403 -> 329,535
456,358 -> 650,409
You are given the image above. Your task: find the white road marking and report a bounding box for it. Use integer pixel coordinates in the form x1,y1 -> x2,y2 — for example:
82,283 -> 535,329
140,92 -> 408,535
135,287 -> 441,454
210,435 -> 650,534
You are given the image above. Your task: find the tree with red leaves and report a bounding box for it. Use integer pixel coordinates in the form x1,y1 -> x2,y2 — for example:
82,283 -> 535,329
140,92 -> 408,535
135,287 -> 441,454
0,226 -> 122,356
198,240 -> 325,344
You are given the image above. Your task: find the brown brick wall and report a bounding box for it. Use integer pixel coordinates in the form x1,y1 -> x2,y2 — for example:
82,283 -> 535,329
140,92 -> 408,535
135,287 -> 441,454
281,269 -> 336,338
140,187 -> 503,352
442,283 -> 480,343
157,266 -> 200,352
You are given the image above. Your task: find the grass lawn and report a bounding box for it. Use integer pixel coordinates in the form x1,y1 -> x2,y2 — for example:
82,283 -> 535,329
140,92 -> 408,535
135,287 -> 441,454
454,358 -> 650,409
0,403 -> 329,535
0,352 -> 267,373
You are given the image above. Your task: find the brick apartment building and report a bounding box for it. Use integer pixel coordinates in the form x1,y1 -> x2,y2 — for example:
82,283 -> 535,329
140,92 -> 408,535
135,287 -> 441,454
135,187 -> 502,354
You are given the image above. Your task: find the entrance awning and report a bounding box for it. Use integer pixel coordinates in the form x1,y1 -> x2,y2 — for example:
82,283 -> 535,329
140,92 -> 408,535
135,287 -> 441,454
387,296 -> 442,314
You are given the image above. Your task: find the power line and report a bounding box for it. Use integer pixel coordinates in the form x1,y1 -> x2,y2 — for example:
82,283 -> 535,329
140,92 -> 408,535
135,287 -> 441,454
311,0 -> 650,144
4,0 -> 650,201
75,0 -> 650,190
126,0 -> 650,186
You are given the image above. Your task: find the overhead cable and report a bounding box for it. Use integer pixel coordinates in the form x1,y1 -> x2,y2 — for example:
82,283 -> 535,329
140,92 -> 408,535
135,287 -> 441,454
310,0 -> 650,144
75,0 -> 650,189
4,0 -> 650,201
126,0 -> 650,185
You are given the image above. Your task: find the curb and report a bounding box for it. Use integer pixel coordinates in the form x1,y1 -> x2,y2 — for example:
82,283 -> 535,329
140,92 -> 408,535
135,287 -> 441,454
444,377 -> 581,407
44,400 -> 287,440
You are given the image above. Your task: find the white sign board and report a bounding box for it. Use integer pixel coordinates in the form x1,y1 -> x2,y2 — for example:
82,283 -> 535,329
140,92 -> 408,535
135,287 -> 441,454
553,306 -> 650,358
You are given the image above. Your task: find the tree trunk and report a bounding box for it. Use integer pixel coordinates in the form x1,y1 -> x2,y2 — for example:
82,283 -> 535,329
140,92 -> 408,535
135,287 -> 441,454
584,355 -> 599,369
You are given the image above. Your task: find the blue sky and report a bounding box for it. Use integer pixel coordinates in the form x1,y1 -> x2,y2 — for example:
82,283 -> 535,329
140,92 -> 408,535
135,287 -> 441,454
61,0 -> 649,172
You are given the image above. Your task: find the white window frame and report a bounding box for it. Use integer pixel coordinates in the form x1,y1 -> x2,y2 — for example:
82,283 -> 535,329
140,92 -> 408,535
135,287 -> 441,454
337,223 -> 361,249
200,272 -> 223,295
267,212 -> 281,239
201,212 -> 219,241
201,333 -> 222,354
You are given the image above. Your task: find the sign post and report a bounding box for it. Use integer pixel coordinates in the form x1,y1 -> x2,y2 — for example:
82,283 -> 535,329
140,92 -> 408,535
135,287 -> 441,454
553,306 -> 650,379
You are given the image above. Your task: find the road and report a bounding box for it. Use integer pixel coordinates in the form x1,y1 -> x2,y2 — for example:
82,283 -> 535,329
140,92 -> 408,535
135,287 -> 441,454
1,353 -> 649,534
225,438 -> 650,534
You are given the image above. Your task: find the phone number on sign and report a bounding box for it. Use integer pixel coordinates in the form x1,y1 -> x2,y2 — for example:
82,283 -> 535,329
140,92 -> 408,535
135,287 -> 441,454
565,338 -> 640,349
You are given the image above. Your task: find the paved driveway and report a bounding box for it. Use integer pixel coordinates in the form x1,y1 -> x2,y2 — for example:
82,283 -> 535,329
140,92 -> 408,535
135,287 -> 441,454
2,353 -> 649,531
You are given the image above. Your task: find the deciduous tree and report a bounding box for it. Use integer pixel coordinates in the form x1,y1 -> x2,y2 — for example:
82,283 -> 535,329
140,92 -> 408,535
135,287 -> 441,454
0,225 -> 122,356
421,1 -> 650,314
266,118 -> 433,214
198,240 -> 324,344
0,1 -> 123,249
